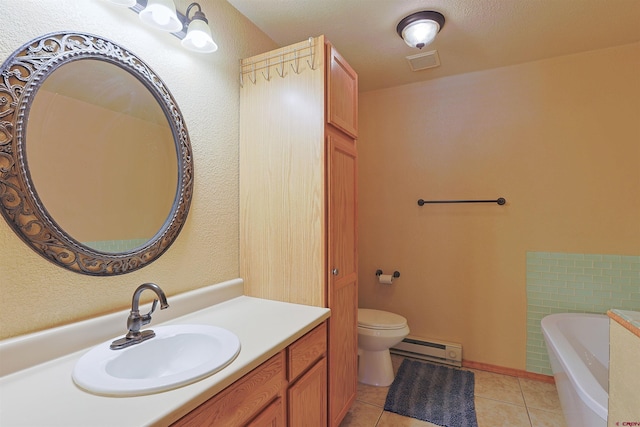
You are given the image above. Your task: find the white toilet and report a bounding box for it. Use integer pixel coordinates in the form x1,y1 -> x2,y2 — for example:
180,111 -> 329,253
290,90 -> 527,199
357,308 -> 410,386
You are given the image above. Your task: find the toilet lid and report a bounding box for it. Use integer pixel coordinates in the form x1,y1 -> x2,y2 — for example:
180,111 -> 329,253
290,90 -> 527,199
358,309 -> 407,330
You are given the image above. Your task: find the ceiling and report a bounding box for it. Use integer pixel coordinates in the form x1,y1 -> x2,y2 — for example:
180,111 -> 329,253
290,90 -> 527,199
226,0 -> 640,92
39,60 -> 167,125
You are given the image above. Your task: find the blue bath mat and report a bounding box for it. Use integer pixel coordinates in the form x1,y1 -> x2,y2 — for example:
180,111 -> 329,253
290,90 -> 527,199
384,359 -> 478,427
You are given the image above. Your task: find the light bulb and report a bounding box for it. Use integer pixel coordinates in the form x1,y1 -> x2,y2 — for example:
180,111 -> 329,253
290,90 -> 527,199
181,18 -> 217,53
190,32 -> 207,48
152,8 -> 171,26
105,0 -> 137,6
403,20 -> 439,49
139,0 -> 182,32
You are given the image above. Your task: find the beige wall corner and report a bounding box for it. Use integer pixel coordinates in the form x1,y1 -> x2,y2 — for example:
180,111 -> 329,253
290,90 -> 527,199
608,318 -> 640,426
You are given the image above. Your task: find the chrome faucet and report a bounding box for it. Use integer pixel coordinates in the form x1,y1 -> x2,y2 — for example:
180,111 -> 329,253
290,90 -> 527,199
110,283 -> 169,350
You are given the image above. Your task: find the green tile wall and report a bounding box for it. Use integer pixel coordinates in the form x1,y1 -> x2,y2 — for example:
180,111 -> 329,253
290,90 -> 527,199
82,239 -> 148,253
526,252 -> 640,375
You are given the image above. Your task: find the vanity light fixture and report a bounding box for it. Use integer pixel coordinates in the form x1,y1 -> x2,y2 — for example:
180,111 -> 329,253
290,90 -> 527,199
105,0 -> 218,53
397,11 -> 445,49
105,0 -> 137,6
181,3 -> 218,53
139,0 -> 183,32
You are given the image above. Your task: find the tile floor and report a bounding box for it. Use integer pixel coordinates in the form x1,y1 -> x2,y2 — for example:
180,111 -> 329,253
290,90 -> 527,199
340,355 -> 567,427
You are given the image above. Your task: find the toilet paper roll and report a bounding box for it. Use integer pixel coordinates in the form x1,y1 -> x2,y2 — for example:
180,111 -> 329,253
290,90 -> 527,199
378,274 -> 394,285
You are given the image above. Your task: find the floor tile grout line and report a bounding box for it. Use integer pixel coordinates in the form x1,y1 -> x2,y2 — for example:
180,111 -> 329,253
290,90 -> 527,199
517,376 -> 535,427
518,376 -> 565,418
474,395 -> 526,407
373,408 -> 383,427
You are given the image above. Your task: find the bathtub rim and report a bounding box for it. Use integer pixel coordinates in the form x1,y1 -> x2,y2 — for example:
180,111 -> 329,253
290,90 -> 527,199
540,312 -> 608,421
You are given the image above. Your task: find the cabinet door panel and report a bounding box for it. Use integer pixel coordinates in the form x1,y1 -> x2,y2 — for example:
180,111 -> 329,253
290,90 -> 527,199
326,128 -> 358,426
327,276 -> 357,427
327,130 -> 357,281
288,322 -> 327,382
326,43 -> 358,138
247,397 -> 285,427
288,358 -> 327,427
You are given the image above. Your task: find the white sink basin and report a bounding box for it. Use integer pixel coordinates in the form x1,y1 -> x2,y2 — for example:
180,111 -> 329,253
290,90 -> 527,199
72,324 -> 240,396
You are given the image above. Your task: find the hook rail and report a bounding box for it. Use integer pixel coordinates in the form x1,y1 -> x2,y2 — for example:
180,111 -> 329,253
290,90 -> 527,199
240,37 -> 317,83
417,198 -> 506,206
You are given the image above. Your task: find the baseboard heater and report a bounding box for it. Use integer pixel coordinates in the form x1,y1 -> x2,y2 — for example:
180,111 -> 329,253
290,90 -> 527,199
391,335 -> 462,367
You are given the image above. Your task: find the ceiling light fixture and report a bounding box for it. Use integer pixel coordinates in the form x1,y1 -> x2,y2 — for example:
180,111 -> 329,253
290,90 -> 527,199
181,3 -> 218,53
397,11 -> 445,49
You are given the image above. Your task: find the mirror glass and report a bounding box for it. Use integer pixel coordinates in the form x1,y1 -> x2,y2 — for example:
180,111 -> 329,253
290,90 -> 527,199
0,32 -> 193,275
27,60 -> 178,253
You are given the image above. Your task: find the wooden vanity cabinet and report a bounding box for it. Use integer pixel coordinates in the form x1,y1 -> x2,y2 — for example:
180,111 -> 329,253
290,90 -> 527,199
172,352 -> 286,427
240,36 -> 358,427
172,323 -> 327,427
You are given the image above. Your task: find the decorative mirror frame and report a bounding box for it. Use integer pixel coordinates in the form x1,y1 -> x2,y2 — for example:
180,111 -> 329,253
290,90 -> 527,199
0,32 -> 193,275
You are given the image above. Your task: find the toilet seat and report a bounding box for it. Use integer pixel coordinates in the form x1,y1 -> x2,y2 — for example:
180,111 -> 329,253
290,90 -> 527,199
358,309 -> 407,330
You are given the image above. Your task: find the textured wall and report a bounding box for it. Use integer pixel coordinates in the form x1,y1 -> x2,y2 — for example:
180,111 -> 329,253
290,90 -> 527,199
608,319 -> 640,425
358,43 -> 640,370
0,0 -> 277,339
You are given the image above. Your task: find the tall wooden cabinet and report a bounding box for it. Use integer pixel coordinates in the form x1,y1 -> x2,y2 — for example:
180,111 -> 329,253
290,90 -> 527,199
239,36 -> 358,426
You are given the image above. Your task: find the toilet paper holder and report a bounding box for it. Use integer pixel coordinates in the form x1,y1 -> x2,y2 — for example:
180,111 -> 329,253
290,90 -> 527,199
375,269 -> 400,278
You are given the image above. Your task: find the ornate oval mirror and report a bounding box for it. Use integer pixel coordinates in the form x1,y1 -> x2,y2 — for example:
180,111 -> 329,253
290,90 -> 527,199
0,32 -> 193,275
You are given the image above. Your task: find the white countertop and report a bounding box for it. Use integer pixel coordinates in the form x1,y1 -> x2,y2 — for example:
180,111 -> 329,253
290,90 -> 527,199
608,308 -> 640,339
610,309 -> 640,328
0,279 -> 330,426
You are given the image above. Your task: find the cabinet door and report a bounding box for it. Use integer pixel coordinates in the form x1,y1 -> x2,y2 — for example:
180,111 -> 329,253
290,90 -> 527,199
288,358 -> 327,427
326,43 -> 358,139
247,397 -> 285,427
172,353 -> 285,427
288,322 -> 327,382
326,128 -> 358,426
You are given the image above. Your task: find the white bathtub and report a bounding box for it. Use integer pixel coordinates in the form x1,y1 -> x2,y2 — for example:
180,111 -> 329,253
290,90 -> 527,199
541,313 -> 609,427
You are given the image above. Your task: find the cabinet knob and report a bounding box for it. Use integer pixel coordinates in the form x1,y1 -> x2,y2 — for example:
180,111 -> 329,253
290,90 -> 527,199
331,268 -> 339,276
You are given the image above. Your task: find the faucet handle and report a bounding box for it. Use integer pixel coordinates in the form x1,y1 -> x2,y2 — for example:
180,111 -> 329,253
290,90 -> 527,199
140,299 -> 159,325
147,299 -> 159,316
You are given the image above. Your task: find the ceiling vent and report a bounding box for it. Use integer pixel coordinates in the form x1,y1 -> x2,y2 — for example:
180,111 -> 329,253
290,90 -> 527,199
406,50 -> 440,72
